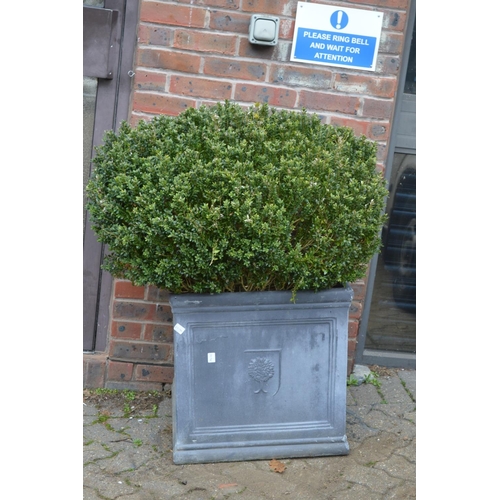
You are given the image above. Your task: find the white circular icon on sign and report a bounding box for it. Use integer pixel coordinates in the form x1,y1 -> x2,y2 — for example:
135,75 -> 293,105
330,10 -> 349,30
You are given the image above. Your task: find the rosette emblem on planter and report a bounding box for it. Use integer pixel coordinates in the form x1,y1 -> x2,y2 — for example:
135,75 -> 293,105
248,357 -> 274,393
246,350 -> 281,395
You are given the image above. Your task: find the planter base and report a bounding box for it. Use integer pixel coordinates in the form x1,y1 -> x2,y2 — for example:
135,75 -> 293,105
171,288 -> 353,464
173,433 -> 349,465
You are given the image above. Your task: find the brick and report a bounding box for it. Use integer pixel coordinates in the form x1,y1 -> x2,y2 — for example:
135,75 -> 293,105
136,47 -> 201,73
328,116 -> 370,137
174,30 -> 237,55
135,364 -> 174,384
377,55 -> 400,75
203,57 -> 267,81
298,90 -> 360,115
382,10 -> 407,31
130,112 -> 154,127
170,75 -> 232,99
140,1 -> 206,28
113,301 -> 156,320
334,73 -> 397,99
144,323 -> 173,343
369,122 -> 390,140
348,338 -> 357,357
111,321 -> 142,340
83,354 -> 107,389
379,31 -> 404,54
234,83 -> 297,107
115,280 -> 146,299
240,0 -> 296,16
209,10 -> 250,33
352,0 -> 409,9
349,301 -> 363,320
109,340 -> 171,362
348,320 -> 360,339
200,99 -> 253,110
329,116 -> 389,141
239,39 -> 291,62
133,92 -> 197,116
279,18 -> 295,40
134,69 -> 167,92
376,142 -> 388,163
137,24 -> 173,46
361,97 -> 393,119
177,0 -> 239,10
271,65 -> 332,89
108,360 -> 134,381
350,280 -> 367,301
153,304 -> 173,323
146,286 -> 171,302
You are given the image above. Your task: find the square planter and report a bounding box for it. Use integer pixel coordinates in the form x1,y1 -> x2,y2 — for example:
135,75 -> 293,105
171,286 -> 353,464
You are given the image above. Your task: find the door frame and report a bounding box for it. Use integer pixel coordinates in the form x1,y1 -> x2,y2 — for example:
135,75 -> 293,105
355,1 -> 416,368
83,0 -> 139,351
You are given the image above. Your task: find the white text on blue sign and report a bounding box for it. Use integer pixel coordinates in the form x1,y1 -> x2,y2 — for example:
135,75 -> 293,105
294,28 -> 376,67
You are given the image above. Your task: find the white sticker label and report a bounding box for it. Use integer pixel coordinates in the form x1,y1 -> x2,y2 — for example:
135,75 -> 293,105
174,323 -> 185,335
207,353 -> 216,363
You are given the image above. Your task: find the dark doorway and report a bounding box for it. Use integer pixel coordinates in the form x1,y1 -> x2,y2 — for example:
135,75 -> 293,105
356,10 -> 416,368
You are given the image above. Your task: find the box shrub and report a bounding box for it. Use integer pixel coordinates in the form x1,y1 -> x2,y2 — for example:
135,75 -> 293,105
86,101 -> 387,293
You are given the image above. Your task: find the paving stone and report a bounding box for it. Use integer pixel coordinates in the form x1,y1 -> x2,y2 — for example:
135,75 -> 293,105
349,382 -> 383,406
83,403 -> 99,417
374,452 -> 415,480
343,463 -> 402,495
378,375 -> 413,404
398,369 -> 416,401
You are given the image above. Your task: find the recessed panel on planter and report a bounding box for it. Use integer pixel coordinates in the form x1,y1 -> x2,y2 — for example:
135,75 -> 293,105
171,288 -> 352,464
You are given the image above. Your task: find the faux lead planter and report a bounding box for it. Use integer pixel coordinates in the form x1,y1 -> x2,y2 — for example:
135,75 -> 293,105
86,103 -> 388,461
171,286 -> 353,465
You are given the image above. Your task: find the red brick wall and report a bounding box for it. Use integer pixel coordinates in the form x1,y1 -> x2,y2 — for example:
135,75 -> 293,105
131,0 -> 409,165
84,0 -> 411,388
103,281 -> 174,390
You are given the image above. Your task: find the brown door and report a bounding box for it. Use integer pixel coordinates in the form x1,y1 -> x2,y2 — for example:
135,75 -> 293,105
83,0 -> 139,351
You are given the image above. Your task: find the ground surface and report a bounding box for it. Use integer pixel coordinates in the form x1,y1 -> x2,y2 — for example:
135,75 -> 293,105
83,366 -> 415,500
83,388 -> 170,415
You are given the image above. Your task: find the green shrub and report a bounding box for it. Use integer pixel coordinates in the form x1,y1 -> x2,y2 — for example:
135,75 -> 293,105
86,101 -> 387,294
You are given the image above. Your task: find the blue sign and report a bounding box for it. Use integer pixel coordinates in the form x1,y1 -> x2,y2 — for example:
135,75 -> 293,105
290,2 -> 383,71
293,27 -> 377,69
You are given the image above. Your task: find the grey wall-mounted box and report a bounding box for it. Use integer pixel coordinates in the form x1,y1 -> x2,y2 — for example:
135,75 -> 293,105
249,14 -> 280,46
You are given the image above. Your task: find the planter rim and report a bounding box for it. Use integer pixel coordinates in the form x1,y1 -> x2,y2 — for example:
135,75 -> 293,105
170,285 -> 353,310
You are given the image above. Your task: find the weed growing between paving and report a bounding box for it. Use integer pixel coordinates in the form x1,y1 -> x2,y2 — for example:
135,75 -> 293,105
347,369 -> 387,403
84,389 -> 168,417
